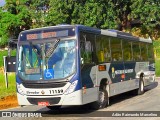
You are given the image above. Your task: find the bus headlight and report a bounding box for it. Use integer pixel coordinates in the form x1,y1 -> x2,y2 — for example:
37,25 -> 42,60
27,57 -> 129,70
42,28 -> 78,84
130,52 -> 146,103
17,83 -> 25,95
64,80 -> 78,95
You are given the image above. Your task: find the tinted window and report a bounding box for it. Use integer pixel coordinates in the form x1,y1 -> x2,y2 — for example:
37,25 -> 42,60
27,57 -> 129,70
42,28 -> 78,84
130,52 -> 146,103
123,40 -> 132,61
132,42 -> 141,61
110,38 -> 122,61
140,43 -> 148,61
147,44 -> 154,60
96,35 -> 111,62
80,32 -> 95,64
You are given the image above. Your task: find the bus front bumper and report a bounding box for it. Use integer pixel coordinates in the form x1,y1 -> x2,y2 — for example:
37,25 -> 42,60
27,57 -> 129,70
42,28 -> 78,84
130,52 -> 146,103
17,89 -> 83,106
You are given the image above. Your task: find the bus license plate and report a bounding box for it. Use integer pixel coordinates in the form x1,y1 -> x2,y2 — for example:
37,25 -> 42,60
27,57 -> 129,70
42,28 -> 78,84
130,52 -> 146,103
38,102 -> 49,106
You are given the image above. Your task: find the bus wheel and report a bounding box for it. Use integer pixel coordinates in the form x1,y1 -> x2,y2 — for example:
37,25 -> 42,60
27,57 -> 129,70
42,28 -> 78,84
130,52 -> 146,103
138,77 -> 144,95
47,106 -> 61,110
91,88 -> 108,110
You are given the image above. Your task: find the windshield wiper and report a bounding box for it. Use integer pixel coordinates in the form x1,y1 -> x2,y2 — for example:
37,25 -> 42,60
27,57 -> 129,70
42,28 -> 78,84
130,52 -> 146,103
46,39 -> 60,58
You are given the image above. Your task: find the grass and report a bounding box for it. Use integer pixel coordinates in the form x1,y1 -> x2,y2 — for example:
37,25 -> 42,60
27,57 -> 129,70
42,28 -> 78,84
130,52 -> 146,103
0,73 -> 16,98
155,59 -> 160,77
0,50 -> 16,98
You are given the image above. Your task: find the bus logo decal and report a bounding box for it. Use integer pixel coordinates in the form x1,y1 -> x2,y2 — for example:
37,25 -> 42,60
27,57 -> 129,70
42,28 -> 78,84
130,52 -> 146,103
112,67 -> 115,79
41,90 -> 45,95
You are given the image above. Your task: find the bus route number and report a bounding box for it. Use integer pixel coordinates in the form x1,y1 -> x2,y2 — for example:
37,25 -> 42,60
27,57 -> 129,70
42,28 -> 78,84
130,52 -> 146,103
49,89 -> 63,94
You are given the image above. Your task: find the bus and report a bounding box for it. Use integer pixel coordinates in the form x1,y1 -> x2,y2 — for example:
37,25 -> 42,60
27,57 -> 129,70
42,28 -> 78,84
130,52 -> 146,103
16,24 -> 155,110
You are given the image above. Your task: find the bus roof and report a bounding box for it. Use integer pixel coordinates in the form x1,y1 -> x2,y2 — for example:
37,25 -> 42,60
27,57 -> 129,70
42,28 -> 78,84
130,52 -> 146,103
20,24 -> 152,43
78,25 -> 152,43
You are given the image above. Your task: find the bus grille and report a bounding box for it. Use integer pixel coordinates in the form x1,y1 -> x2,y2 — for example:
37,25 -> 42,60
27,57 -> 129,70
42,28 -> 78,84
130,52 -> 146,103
27,97 -> 61,105
22,82 -> 66,88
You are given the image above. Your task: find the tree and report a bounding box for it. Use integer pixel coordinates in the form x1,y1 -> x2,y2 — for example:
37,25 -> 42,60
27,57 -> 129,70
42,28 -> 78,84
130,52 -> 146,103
130,0 -> 160,40
46,0 -> 118,29
82,0 -> 117,29
1,0 -> 160,47
0,9 -> 9,46
70,0 -> 86,25
113,0 -> 132,30
0,0 -> 32,46
45,0 -> 73,26
27,0 -> 49,28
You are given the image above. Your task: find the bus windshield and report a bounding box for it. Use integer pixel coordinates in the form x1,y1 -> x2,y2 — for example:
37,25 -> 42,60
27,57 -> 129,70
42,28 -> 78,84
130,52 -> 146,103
17,39 -> 76,81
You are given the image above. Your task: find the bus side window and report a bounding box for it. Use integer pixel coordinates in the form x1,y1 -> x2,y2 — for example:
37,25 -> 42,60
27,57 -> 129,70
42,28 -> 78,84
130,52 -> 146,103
96,36 -> 104,62
80,32 -> 95,64
147,44 -> 154,61
132,42 -> 141,61
110,37 -> 122,61
123,40 -> 132,61
96,35 -> 111,63
140,43 -> 148,61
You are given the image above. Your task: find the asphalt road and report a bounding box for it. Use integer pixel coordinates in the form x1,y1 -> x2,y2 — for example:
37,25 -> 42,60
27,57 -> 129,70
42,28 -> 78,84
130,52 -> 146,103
1,78 -> 160,120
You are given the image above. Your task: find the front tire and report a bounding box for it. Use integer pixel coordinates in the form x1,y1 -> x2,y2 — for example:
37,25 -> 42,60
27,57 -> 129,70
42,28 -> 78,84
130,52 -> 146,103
90,88 -> 108,110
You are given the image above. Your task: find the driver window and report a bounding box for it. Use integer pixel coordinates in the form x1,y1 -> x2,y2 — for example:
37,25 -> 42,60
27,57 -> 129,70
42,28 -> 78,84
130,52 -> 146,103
80,32 -> 94,64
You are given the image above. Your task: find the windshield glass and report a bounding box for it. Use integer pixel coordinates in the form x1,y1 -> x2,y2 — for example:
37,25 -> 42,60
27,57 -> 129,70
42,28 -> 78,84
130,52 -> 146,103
17,39 -> 76,81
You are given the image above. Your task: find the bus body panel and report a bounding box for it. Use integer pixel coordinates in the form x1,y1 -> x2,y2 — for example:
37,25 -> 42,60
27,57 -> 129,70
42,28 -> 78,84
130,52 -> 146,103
81,65 -> 99,104
82,87 -> 98,105
95,61 -> 155,97
109,79 -> 139,96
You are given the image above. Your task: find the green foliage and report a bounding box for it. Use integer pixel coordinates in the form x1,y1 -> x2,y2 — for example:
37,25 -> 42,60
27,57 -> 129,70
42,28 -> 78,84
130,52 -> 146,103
153,40 -> 160,76
0,0 -> 160,46
0,9 -> 9,46
153,40 -> 160,49
131,0 -> 160,26
155,59 -> 160,77
0,0 -> 32,47
46,0 -> 118,29
130,0 -> 160,39
0,73 -> 16,98
28,0 -> 49,28
45,0 -> 72,26
82,0 -> 116,29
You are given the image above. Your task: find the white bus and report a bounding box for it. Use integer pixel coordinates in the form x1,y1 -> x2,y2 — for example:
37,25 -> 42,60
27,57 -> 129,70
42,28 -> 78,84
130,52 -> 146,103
16,25 -> 155,109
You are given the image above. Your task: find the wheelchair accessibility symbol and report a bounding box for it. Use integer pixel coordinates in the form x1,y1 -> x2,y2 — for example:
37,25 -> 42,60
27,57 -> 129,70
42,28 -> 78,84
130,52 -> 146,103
44,69 -> 54,79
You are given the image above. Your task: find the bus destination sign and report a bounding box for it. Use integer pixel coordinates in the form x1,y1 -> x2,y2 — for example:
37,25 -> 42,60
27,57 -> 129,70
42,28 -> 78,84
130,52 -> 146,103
26,30 -> 68,40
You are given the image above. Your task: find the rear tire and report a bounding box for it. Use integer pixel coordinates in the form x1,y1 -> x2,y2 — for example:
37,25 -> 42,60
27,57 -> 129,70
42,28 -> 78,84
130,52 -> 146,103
90,88 -> 108,110
138,77 -> 144,95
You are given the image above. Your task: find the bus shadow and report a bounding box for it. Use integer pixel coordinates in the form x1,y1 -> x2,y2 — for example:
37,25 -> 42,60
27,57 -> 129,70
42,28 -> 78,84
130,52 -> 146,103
144,81 -> 158,91
37,105 -> 97,117
109,81 -> 158,106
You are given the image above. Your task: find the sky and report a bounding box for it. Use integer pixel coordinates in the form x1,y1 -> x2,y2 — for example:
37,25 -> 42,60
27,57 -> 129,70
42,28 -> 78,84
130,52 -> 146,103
0,0 -> 5,7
